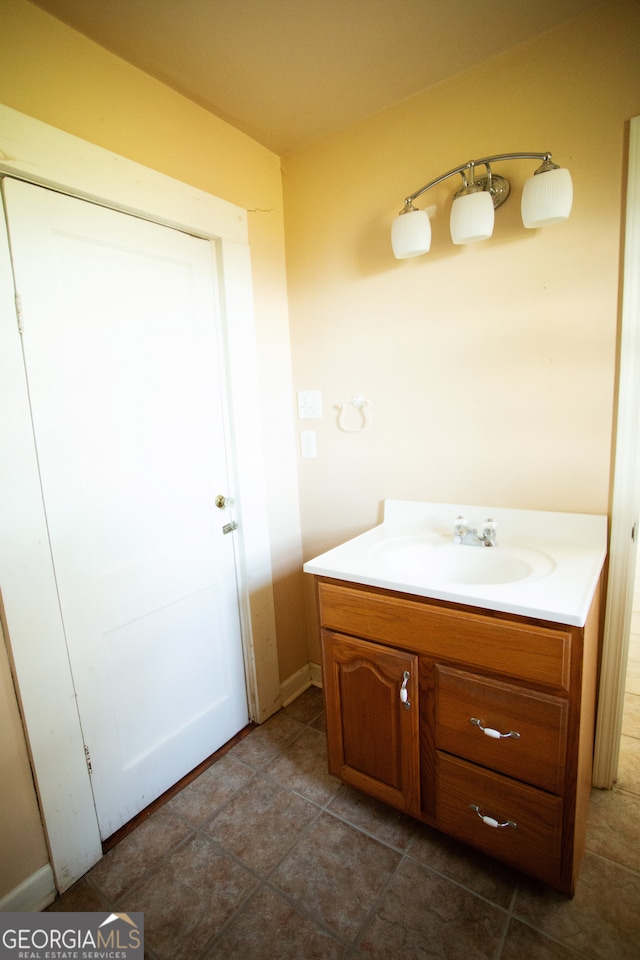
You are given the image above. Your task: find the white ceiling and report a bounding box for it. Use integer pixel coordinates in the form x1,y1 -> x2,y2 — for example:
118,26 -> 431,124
30,0 -> 599,155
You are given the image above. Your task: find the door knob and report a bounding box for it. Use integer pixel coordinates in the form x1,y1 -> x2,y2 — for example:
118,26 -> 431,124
215,494 -> 235,509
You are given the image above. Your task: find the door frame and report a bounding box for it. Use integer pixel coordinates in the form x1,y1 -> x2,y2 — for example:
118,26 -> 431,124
592,115 -> 640,787
0,104 -> 281,890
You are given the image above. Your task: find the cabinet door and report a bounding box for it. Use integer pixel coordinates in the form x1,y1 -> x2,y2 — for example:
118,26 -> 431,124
322,631 -> 420,816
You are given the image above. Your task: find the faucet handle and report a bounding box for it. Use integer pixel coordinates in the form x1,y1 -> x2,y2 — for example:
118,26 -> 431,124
453,516 -> 471,543
482,518 -> 498,545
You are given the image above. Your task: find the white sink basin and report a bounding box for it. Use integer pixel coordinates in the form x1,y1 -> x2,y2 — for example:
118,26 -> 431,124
370,536 -> 556,585
303,500 -> 608,626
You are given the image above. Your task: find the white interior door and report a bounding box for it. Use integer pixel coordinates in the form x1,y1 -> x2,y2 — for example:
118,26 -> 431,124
3,177 -> 248,838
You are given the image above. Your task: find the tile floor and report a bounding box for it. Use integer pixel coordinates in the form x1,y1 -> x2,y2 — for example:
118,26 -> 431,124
48,670 -> 640,960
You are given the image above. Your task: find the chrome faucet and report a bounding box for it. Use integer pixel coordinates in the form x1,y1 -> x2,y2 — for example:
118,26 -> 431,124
453,516 -> 498,547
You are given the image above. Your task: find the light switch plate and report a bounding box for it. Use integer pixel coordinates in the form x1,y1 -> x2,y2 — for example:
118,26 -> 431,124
297,389 -> 322,419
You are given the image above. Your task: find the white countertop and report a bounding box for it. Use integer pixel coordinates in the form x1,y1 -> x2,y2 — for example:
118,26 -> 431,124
303,500 -> 608,626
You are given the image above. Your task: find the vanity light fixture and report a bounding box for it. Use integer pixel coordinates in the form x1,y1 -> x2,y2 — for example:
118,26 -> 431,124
392,152 -> 573,259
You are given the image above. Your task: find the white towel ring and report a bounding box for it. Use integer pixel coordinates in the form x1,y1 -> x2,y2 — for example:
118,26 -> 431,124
337,394 -> 371,432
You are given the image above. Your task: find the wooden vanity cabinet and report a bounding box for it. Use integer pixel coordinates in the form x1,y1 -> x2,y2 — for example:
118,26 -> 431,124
316,576 -> 602,896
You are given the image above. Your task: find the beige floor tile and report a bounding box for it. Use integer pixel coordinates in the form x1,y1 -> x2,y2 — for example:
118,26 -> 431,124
628,601 -> 640,629
281,685 -> 325,725
586,787 -> 640,871
407,823 -> 518,909
627,631 -> 640,661
311,709 -> 328,734
207,885 -> 346,959
328,785 -> 417,851
271,812 -> 400,942
500,918 -> 589,959
164,754 -> 254,825
622,691 -> 640,737
513,851 -> 640,960
204,771 -> 319,875
89,807 -> 193,900
616,734 -> 640,795
126,832 -> 258,960
358,857 -> 507,960
265,726 -> 341,805
227,712 -> 304,767
624,657 -> 640,695
46,877 -> 109,913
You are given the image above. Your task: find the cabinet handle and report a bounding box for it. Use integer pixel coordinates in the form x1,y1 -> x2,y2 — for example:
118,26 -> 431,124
400,671 -> 411,710
470,804 -> 517,830
470,717 -> 520,740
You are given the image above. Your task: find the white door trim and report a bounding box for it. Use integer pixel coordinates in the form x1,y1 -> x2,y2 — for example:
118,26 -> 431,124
0,103 -> 281,890
592,115 -> 640,788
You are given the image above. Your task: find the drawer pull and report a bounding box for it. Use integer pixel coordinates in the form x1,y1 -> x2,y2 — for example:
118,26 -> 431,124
470,804 -> 517,830
400,671 -> 411,709
470,717 -> 521,740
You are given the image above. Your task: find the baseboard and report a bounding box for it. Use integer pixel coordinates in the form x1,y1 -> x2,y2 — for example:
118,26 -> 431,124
0,863 -> 56,912
309,661 -> 322,688
281,662 -> 322,707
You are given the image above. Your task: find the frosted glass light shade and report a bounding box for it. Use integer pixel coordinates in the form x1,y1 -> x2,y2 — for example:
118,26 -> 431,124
391,208 -> 431,258
449,190 -> 495,245
521,167 -> 573,228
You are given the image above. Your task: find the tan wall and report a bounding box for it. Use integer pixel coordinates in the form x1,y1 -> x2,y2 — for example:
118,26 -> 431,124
283,0 -> 640,663
0,0 -> 306,898
0,617 -> 50,900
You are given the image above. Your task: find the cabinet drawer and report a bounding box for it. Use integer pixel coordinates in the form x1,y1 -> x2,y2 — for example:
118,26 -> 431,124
437,753 -> 563,888
318,580 -> 572,690
437,667 -> 568,794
